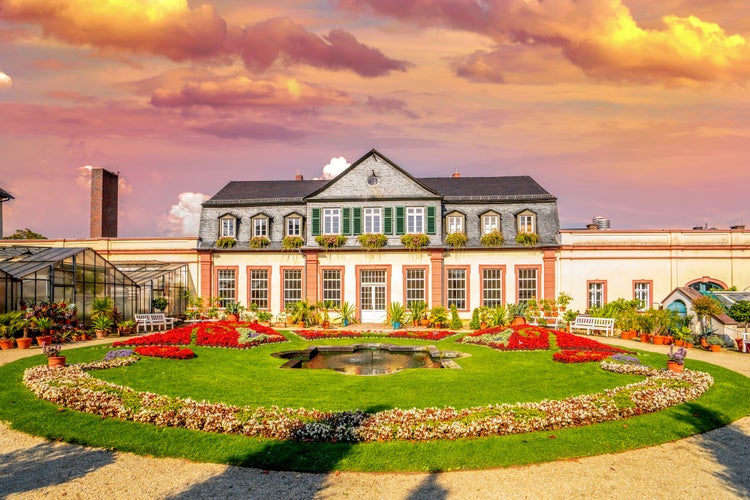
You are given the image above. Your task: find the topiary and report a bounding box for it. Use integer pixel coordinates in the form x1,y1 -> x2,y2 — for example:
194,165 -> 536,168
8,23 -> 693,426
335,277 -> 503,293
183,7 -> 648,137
450,303 -> 463,330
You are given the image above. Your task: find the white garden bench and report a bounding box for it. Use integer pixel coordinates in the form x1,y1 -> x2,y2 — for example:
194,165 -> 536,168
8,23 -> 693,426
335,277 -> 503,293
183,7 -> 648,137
528,316 -> 566,330
570,316 -> 615,337
135,313 -> 175,333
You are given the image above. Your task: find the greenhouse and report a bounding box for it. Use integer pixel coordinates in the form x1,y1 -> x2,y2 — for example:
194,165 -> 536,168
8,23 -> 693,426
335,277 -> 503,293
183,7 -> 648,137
113,261 -> 190,318
0,246 -> 138,321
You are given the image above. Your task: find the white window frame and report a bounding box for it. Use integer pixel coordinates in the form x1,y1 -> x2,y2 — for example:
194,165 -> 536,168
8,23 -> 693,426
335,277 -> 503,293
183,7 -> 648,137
517,268 -> 537,304
482,268 -> 503,308
286,216 -> 301,237
249,268 -> 269,310
252,217 -> 268,238
634,282 -> 650,310
220,217 -> 236,238
407,207 -> 424,234
447,214 -> 464,235
588,282 -> 605,309
217,269 -> 236,308
321,269 -> 342,306
283,269 -> 303,309
364,207 -> 382,234
405,268 -> 426,306
323,208 -> 341,235
482,214 -> 499,234
447,268 -> 467,310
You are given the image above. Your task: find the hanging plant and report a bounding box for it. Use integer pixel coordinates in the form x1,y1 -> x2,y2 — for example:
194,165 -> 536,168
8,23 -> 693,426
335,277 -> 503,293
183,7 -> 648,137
515,232 -> 539,247
282,236 -> 304,250
315,234 -> 347,249
215,237 -> 237,249
480,230 -> 504,247
445,233 -> 467,249
249,236 -> 271,249
401,233 -> 430,251
357,233 -> 387,250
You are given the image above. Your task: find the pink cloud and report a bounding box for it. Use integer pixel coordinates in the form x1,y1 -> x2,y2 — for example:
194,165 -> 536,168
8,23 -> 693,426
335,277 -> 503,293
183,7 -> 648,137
0,0 -> 409,77
189,119 -> 305,141
365,96 -> 419,118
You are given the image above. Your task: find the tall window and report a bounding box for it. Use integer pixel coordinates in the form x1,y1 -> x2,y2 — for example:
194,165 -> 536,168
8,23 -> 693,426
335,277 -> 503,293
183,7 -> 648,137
323,208 -> 340,234
249,269 -> 269,309
482,214 -> 499,234
283,269 -> 302,309
634,281 -> 651,310
447,214 -> 463,234
405,268 -> 426,306
407,207 -> 424,233
588,282 -> 605,309
286,217 -> 301,237
253,217 -> 268,237
517,213 -> 535,234
447,268 -> 467,310
363,207 -> 382,233
517,268 -> 537,304
220,218 -> 236,238
482,268 -> 503,308
217,269 -> 236,307
321,269 -> 342,306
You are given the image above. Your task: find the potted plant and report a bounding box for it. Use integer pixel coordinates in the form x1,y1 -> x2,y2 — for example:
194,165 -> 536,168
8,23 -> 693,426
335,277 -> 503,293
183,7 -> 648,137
406,301 -> 428,327
32,316 -> 55,346
282,236 -> 304,250
91,296 -> 115,319
562,309 -> 579,332
317,300 -> 336,328
43,343 -> 65,368
480,230 -> 504,248
357,233 -> 387,250
401,233 -> 429,251
338,301 -> 356,327
257,311 -> 273,326
91,315 -> 113,338
469,307 -> 481,330
215,236 -> 237,249
0,311 -> 24,350
428,306 -> 448,328
557,292 -> 573,312
386,302 -> 406,329
224,301 -> 244,322
445,232 -> 467,249
515,232 -> 539,246
249,236 -> 270,249
152,296 -> 168,313
706,335 -> 724,352
490,305 -> 507,327
288,300 -> 315,327
315,234 -> 347,249
666,345 -> 687,372
117,319 -> 136,336
17,315 -> 33,349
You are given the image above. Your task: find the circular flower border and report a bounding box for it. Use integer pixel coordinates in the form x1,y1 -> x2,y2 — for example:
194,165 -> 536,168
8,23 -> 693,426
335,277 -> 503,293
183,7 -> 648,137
23,356 -> 713,443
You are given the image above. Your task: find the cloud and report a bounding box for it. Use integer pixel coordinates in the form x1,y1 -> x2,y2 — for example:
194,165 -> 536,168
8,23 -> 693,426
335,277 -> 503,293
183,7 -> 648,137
150,75 -> 352,109
340,0 -> 750,84
365,96 -> 419,118
0,0 -> 409,77
165,192 -> 209,236
0,71 -> 12,89
75,165 -> 93,187
189,120 -> 305,141
317,156 -> 350,180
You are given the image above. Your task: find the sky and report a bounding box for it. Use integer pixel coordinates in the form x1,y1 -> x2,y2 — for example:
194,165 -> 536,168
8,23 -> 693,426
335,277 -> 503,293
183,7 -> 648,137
1,0 -> 749,238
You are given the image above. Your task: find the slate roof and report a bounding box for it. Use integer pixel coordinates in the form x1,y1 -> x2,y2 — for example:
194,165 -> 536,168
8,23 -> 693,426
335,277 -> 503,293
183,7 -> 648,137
205,175 -> 554,205
0,187 -> 13,201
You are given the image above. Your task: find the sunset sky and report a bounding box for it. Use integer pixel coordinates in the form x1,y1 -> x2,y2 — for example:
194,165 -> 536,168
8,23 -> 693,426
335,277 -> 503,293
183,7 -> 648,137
1,0 -> 749,238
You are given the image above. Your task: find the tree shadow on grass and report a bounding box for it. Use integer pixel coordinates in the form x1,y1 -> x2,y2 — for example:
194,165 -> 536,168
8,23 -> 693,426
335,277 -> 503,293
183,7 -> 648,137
673,402 -> 750,498
0,441 -> 115,496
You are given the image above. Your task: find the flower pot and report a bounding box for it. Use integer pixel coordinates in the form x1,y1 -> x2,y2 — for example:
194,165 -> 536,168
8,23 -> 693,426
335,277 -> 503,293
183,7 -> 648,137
16,337 -> 32,349
640,334 -> 650,343
392,321 -> 402,330
652,335 -> 666,345
674,340 -> 684,347
420,319 -> 430,327
47,355 -> 66,368
735,338 -> 745,352
227,314 -> 239,322
480,321 -> 488,329
0,339 -> 14,350
709,344 -> 721,352
342,319 -> 349,327
95,330 -> 108,339
297,321 -> 305,328
511,316 -> 527,326
322,321 -> 331,329
36,335 -> 52,347
667,361 -> 684,373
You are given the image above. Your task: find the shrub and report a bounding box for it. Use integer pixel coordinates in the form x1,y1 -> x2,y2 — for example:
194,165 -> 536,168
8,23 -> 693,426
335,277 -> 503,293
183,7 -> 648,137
449,304 -> 463,330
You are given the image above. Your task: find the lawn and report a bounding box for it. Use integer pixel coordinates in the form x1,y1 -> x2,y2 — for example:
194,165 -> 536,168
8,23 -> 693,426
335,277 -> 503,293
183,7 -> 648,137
2,329 -> 749,472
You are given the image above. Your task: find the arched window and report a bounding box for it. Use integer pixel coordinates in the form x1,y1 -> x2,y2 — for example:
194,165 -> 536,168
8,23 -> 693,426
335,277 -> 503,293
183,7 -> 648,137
666,300 -> 687,317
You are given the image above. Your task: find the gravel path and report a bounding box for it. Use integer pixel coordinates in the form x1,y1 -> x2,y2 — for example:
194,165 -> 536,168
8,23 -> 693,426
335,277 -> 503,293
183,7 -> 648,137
1,336 -> 749,499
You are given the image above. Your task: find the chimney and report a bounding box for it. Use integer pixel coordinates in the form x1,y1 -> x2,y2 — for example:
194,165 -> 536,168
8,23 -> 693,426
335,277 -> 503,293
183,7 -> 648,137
295,170 -> 303,181
451,171 -> 461,178
90,168 -> 118,238
586,223 -> 598,230
731,225 -> 746,230
0,187 -> 13,238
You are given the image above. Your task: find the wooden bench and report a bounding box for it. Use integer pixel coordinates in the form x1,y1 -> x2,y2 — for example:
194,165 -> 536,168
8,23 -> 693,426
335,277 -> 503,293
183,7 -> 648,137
570,316 -> 615,337
135,313 -> 175,333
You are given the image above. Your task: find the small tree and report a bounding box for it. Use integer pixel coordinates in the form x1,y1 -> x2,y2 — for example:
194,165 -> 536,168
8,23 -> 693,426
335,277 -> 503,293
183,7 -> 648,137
728,300 -> 750,335
4,228 -> 46,239
469,308 -> 481,330
691,295 -> 724,335
449,304 -> 463,330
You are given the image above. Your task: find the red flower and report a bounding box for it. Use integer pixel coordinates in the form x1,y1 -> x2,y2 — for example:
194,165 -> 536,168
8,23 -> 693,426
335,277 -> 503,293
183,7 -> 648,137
134,345 -> 195,359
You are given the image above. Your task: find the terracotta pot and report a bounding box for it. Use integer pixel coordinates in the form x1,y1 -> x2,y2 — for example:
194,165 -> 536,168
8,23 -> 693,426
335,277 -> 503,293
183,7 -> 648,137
640,334 -> 650,343
735,338 -> 745,352
227,314 -> 239,322
36,335 -> 52,347
667,361 -> 684,373
674,340 -> 684,347
511,316 -> 527,326
95,330 -> 108,339
480,321 -> 488,329
0,339 -> 14,350
297,321 -> 305,328
322,321 -> 330,329
652,335 -> 666,345
420,319 -> 430,327
47,355 -> 66,368
16,337 -> 32,349
709,344 -> 721,352
686,342 -> 694,349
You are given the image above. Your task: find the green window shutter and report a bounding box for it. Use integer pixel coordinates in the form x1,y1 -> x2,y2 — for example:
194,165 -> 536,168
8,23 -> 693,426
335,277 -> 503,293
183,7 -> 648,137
311,208 -> 320,236
353,207 -> 362,235
342,208 -> 351,235
427,206 -> 436,235
395,206 -> 405,235
384,207 -> 393,234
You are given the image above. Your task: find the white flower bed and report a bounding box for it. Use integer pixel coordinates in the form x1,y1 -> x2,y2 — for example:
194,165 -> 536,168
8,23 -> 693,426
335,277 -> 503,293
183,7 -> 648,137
23,358 -> 713,443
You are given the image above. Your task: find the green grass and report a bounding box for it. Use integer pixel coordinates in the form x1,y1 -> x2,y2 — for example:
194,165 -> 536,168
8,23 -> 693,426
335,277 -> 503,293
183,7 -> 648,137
1,335 -> 749,472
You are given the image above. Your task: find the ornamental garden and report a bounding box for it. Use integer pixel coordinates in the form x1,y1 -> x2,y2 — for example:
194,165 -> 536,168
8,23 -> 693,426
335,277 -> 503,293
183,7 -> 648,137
3,320 -> 750,472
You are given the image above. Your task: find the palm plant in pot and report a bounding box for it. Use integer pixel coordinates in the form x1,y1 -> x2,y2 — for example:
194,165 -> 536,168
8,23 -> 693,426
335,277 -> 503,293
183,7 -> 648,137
223,301 -> 244,322
91,315 -> 114,339
32,316 -> 55,346
386,301 -> 406,329
0,311 -> 24,350
338,301 -> 356,327
428,306 -> 448,328
406,301 -> 428,327
316,300 -> 336,328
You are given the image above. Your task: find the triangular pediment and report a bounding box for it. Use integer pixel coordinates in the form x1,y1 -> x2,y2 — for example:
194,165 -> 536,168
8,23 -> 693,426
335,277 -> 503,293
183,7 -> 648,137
304,149 -> 441,201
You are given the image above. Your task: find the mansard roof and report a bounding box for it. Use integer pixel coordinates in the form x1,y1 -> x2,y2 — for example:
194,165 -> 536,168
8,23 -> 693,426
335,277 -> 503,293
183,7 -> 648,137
420,176 -> 555,202
204,179 -> 329,207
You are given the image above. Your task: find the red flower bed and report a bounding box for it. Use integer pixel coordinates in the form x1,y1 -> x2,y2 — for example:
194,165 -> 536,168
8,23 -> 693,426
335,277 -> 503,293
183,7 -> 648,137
554,330 -> 630,353
553,350 -> 613,363
113,321 -> 285,349
296,329 -> 456,341
390,330 -> 455,341
113,328 -> 191,347
461,324 -> 550,351
134,345 -> 196,360
296,329 -> 363,340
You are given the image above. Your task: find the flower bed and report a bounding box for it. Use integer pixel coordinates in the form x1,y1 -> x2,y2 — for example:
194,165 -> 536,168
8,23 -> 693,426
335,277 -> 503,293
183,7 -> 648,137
553,350 -> 613,363
113,328 -> 192,347
460,324 -> 550,350
134,345 -> 196,360
296,329 -> 456,341
554,330 -> 630,353
23,360 -> 714,443
112,321 -> 285,350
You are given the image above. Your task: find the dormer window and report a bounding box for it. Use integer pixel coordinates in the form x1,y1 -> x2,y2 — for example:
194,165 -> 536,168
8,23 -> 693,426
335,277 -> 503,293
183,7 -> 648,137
481,212 -> 500,234
517,211 -> 536,234
219,216 -> 236,238
286,215 -> 302,237
446,213 -> 464,234
252,215 -> 269,237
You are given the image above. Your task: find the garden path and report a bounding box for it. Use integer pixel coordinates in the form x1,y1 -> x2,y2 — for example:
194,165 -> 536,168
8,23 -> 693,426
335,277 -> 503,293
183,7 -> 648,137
1,334 -> 749,499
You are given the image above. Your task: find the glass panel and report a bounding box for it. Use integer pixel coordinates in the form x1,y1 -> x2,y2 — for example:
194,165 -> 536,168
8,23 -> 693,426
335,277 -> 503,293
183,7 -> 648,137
250,269 -> 269,309
322,269 -> 342,306
447,269 -> 466,309
482,268 -> 503,308
517,268 -> 537,304
405,269 -> 425,306
217,269 -> 236,307
283,269 -> 302,309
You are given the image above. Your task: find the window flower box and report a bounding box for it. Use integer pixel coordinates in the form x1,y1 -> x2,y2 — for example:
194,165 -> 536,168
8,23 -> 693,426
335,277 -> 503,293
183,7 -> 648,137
315,234 -> 347,249
249,236 -> 270,249
357,233 -> 387,250
282,236 -> 304,250
215,236 -> 237,249
480,230 -> 504,247
515,232 -> 539,246
445,232 -> 467,249
401,233 -> 429,250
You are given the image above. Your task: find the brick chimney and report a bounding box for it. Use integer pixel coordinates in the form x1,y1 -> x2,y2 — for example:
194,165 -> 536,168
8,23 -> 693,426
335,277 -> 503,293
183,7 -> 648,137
90,168 -> 118,238
451,171 -> 461,178
295,170 -> 303,181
